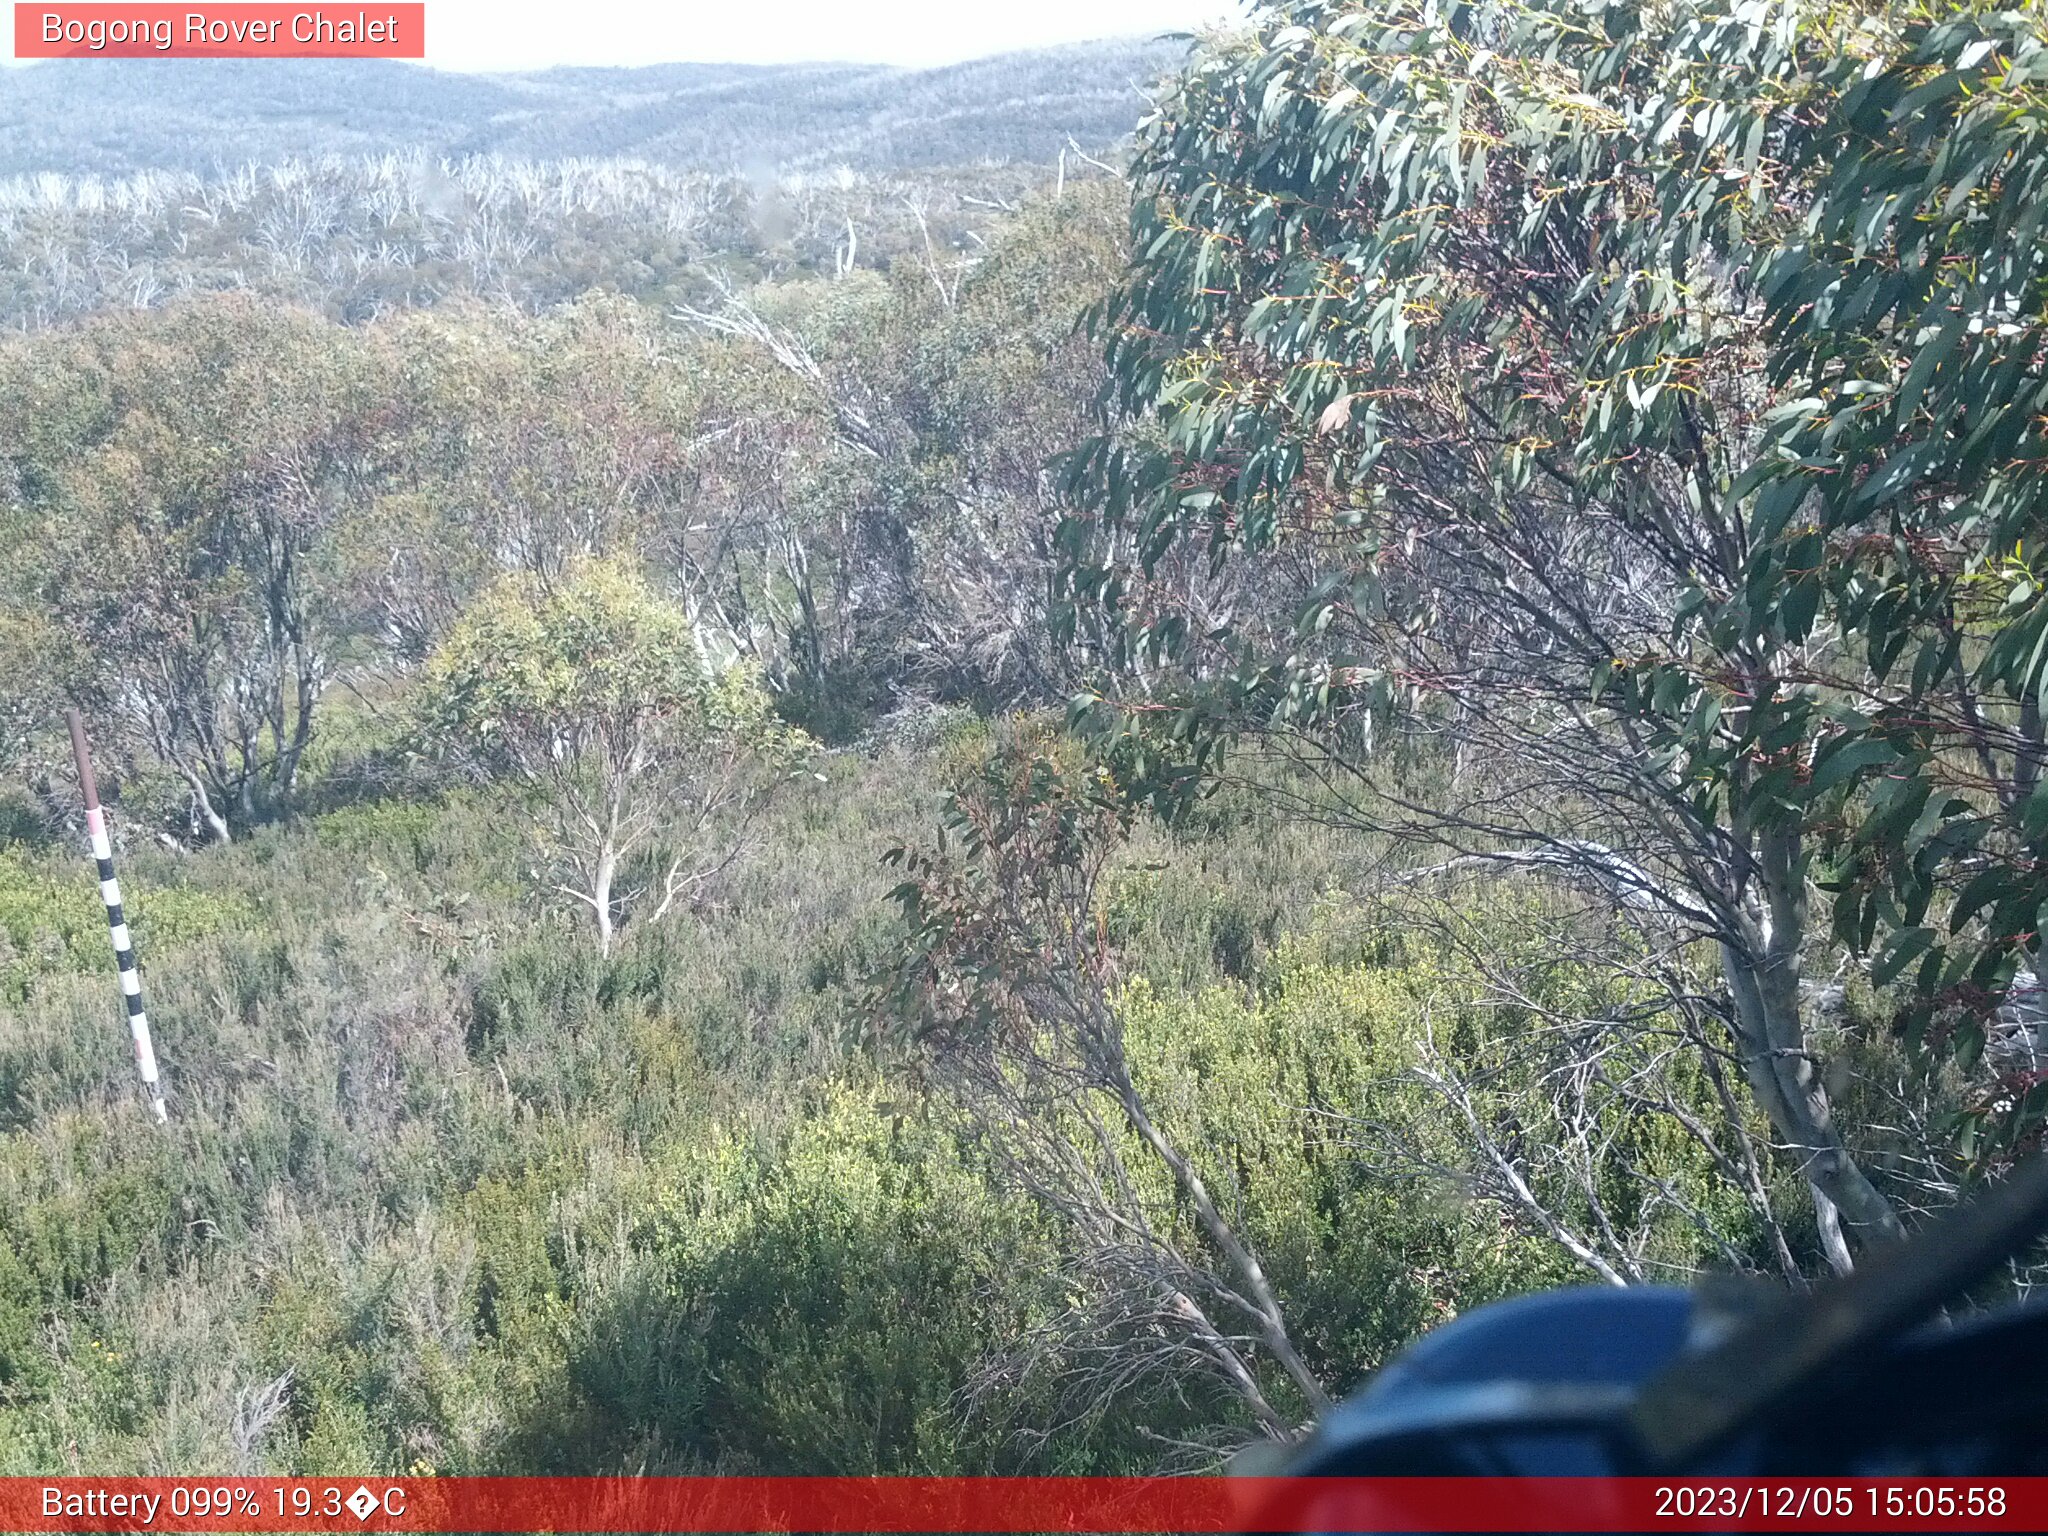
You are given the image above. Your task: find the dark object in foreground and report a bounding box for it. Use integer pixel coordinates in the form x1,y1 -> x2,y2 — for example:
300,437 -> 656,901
1287,1156 -> 2048,1479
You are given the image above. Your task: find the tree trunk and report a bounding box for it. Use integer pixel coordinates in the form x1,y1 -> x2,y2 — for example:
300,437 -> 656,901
1113,1068 -> 1332,1418
1720,827 -> 1903,1272
178,762 -> 234,846
591,844 -> 617,956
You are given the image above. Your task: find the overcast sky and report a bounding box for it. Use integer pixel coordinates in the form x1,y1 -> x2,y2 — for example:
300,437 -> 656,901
5,0 -> 1244,71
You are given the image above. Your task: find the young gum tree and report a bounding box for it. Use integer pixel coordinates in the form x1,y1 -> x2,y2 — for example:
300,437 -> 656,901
877,733 -> 1331,1445
421,559 -> 805,953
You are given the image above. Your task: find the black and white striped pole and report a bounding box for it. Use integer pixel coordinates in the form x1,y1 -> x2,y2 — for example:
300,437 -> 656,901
66,709 -> 168,1124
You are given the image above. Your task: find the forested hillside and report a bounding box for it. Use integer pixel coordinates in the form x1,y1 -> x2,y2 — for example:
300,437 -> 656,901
0,39 -> 1182,178
4,0 -> 2048,1479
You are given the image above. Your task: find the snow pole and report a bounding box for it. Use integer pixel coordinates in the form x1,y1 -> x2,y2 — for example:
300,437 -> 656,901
66,709 -> 168,1124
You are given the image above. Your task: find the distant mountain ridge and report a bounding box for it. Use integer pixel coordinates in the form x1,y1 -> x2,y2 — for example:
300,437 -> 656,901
0,37 -> 1189,178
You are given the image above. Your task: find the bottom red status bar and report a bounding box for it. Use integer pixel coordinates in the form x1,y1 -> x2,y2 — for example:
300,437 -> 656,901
4,1477 -> 2040,1532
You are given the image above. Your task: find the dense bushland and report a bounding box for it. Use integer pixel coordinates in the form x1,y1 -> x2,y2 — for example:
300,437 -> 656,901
6,0 -> 2048,1478
0,183 -> 1125,834
0,727 -> 1721,1471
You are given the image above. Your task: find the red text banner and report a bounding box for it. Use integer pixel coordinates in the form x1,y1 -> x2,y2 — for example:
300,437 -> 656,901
1,1477 -> 2044,1533
14,5 -> 424,58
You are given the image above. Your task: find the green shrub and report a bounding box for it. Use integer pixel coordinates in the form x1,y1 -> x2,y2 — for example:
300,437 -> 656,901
0,738 -> 1804,1475
0,848 -> 259,1003
551,1084 -> 1043,1473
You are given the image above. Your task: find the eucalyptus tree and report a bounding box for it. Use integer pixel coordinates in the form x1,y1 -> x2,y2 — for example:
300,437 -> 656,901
672,191 -> 1126,724
1057,0 -> 2048,1269
345,297 -> 698,663
0,296 -> 375,842
419,559 -> 806,953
